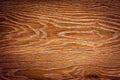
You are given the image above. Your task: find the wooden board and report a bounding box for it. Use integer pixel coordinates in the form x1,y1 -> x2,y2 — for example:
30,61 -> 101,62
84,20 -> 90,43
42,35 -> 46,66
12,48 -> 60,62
0,0 -> 120,80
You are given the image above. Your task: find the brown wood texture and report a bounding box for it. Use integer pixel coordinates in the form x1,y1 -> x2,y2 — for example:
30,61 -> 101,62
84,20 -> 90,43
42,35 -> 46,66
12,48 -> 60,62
0,0 -> 120,80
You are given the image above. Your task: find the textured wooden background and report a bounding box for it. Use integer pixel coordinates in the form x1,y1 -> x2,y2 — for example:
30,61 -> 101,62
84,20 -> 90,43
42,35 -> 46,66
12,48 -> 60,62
0,0 -> 120,80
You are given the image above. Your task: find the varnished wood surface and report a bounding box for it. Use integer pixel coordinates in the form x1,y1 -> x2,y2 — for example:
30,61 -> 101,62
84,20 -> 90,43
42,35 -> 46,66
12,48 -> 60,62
0,0 -> 120,80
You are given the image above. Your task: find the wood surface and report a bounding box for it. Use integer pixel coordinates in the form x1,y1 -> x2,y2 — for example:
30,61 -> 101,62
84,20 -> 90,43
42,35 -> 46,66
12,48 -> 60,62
0,0 -> 120,80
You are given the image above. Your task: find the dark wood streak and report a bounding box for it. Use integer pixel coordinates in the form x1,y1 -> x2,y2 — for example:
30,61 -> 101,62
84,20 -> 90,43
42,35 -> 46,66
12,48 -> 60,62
0,0 -> 120,80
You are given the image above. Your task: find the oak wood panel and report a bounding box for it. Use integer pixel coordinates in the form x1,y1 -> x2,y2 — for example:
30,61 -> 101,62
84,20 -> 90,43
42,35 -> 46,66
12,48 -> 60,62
0,0 -> 120,80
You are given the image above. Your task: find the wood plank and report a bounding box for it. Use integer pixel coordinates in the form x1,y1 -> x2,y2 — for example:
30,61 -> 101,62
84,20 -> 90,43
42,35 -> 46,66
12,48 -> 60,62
0,0 -> 120,80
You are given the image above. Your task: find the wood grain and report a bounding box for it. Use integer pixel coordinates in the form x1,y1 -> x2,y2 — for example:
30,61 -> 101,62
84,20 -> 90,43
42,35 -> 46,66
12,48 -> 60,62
0,0 -> 120,80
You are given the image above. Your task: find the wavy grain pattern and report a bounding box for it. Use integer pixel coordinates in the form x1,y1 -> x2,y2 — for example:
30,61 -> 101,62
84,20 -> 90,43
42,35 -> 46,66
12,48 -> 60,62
0,0 -> 120,80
